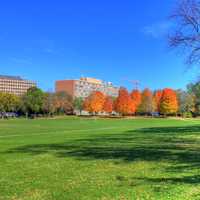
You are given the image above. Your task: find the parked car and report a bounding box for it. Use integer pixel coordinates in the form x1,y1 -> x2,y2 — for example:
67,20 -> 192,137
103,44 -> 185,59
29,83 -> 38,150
0,112 -> 18,118
151,112 -> 160,117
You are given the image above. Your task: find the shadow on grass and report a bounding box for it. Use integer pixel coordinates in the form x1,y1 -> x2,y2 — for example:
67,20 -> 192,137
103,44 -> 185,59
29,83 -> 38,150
133,175 -> 200,185
5,125 -> 200,184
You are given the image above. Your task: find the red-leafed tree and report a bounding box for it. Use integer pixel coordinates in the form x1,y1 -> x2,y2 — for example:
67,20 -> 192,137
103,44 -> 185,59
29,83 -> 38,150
154,90 -> 163,112
160,88 -> 178,115
130,89 -> 142,111
115,87 -> 136,115
103,96 -> 113,114
83,91 -> 105,114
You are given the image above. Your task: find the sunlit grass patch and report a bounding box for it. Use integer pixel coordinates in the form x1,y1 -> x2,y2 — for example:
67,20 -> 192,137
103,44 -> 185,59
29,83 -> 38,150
0,117 -> 200,199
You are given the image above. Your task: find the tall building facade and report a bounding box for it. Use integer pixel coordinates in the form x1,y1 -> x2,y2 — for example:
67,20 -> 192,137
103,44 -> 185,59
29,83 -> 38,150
56,77 -> 119,98
0,75 -> 36,96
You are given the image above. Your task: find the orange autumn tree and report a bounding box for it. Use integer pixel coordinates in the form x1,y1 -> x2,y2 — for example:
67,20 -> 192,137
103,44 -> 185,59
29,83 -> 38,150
103,96 -> 113,114
160,88 -> 178,115
130,89 -> 141,111
129,97 -> 136,114
84,91 -> 105,114
154,90 -> 163,112
115,87 -> 136,115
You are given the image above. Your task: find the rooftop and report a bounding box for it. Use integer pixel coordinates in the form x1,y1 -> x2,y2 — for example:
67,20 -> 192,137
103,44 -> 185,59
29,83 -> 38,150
80,77 -> 102,84
0,75 -> 23,80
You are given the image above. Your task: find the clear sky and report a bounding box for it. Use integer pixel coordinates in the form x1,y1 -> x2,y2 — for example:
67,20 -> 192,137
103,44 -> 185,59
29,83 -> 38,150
0,0 -> 199,91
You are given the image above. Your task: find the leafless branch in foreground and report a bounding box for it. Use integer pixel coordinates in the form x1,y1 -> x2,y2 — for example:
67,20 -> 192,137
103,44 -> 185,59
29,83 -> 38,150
169,0 -> 200,65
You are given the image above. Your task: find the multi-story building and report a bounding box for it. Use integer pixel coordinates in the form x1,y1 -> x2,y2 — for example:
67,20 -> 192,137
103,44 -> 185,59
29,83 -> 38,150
56,77 -> 119,98
0,75 -> 36,96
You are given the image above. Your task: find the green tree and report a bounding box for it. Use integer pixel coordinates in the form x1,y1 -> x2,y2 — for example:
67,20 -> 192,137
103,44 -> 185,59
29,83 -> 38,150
73,97 -> 84,115
0,92 -> 20,113
0,92 -> 6,113
187,82 -> 200,115
176,89 -> 195,116
22,87 -> 45,116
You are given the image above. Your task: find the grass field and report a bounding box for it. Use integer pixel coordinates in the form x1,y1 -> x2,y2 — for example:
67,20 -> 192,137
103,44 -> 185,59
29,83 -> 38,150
1,117 -> 200,200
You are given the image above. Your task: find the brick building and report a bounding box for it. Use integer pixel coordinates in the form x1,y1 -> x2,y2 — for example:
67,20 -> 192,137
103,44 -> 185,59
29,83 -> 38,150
55,77 -> 119,98
0,75 -> 36,96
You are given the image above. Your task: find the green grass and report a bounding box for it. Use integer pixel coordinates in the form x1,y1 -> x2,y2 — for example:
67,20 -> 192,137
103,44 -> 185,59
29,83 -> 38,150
1,117 -> 200,200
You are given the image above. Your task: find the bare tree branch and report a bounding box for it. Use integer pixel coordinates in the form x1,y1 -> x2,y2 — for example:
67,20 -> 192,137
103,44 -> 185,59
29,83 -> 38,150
169,0 -> 200,65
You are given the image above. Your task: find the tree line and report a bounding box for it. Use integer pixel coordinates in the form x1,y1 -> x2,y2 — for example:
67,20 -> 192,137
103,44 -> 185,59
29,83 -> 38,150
0,82 -> 199,118
83,87 -> 179,116
72,82 -> 200,117
0,87 -> 74,118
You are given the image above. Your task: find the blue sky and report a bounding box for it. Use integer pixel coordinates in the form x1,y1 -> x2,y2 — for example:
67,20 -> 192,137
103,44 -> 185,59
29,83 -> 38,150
0,0 -> 199,91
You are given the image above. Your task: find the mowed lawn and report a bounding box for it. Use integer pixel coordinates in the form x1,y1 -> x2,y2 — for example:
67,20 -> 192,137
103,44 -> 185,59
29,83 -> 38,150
1,117 -> 200,200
